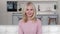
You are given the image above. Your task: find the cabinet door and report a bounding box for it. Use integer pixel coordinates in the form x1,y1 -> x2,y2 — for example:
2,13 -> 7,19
42,16 -> 49,25
12,15 -> 22,25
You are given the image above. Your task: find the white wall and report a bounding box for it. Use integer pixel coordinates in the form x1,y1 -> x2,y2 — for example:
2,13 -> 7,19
0,0 -> 8,25
0,0 -> 60,25
0,0 -> 13,25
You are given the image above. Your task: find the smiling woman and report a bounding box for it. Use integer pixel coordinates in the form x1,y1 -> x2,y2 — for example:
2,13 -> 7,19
18,2 -> 42,34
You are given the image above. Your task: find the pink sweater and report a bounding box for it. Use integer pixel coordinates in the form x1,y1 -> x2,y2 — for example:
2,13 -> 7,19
18,19 -> 42,34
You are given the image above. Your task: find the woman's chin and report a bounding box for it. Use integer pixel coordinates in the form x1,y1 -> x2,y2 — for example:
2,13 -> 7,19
27,15 -> 32,17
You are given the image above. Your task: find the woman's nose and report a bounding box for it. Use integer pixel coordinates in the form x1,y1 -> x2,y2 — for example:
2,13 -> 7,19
28,9 -> 31,12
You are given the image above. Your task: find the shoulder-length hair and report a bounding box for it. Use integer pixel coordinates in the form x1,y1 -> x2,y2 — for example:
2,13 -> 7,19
22,2 -> 37,23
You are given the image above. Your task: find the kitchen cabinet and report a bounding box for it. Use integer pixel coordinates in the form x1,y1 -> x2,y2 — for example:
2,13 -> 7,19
12,13 -> 58,25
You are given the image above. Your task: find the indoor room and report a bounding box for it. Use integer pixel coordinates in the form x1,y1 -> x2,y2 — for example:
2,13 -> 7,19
0,0 -> 60,34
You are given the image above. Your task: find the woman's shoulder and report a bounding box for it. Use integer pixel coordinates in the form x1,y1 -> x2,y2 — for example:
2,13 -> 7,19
37,19 -> 41,22
19,19 -> 23,22
36,19 -> 41,24
19,19 -> 24,24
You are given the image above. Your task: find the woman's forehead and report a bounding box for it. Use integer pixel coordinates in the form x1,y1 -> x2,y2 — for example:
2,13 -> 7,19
26,5 -> 34,9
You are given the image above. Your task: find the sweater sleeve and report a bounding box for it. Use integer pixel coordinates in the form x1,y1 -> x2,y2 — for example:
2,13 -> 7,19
18,20 -> 24,34
37,19 -> 42,34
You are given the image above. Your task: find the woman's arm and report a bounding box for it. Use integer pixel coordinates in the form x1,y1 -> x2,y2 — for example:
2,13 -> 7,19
37,19 -> 42,34
18,20 -> 24,34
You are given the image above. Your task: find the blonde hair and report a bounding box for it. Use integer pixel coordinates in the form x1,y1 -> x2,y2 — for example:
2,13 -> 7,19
22,2 -> 37,22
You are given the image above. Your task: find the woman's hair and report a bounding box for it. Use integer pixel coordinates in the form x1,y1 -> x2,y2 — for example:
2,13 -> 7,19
22,2 -> 37,22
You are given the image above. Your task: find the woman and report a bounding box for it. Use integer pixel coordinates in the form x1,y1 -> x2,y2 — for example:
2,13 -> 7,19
18,2 -> 42,34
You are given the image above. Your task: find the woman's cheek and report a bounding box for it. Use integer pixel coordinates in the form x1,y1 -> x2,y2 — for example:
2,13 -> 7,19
31,11 -> 34,15
25,11 -> 29,16
25,11 -> 34,17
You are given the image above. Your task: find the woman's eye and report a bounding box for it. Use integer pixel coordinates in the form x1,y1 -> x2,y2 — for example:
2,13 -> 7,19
31,9 -> 33,11
27,9 -> 29,11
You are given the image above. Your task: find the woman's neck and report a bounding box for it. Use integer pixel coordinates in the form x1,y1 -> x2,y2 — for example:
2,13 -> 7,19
27,17 -> 31,21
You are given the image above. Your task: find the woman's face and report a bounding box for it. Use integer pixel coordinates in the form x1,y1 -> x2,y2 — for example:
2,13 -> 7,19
25,5 -> 34,17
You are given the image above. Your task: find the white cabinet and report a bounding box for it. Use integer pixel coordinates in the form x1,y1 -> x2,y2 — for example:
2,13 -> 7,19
12,13 -> 22,25
12,13 -> 58,25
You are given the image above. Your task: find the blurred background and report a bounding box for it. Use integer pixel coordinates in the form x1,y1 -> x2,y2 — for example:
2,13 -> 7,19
0,0 -> 60,25
0,0 -> 60,34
